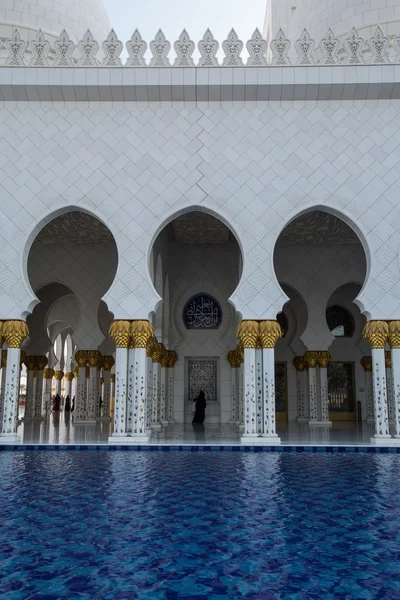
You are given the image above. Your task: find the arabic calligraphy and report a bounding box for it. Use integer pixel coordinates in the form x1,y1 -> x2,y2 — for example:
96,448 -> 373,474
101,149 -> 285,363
183,294 -> 222,329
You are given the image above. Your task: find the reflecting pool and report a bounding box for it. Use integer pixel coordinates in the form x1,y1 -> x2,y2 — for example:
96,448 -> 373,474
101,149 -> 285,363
1,453 -> 400,599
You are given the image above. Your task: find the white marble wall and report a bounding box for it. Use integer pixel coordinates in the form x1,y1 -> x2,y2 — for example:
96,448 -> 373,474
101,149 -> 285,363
0,99 -> 396,325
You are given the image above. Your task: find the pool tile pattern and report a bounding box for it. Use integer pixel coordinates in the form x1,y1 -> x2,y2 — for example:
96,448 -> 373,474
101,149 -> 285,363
1,452 -> 400,599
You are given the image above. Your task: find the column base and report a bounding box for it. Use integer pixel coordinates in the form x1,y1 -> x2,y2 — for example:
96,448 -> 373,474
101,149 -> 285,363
108,434 -> 150,444
161,420 -> 169,426
297,417 -> 309,423
309,420 -> 332,427
240,433 -> 258,442
239,424 -> 245,431
151,422 -> 162,430
0,434 -> 21,443
370,435 -> 397,444
259,434 -> 281,445
74,418 -> 97,425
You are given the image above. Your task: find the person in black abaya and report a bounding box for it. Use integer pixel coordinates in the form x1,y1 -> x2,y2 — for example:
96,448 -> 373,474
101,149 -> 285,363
192,390 -> 206,424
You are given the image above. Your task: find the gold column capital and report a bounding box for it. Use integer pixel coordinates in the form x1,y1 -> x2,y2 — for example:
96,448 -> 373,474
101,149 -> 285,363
87,350 -> 102,368
317,351 -> 331,368
259,320 -> 282,349
75,350 -> 88,367
3,320 -> 29,348
304,351 -> 319,369
43,367 -> 55,380
73,366 -> 79,378
363,320 -> 389,349
64,372 -> 74,382
54,369 -> 64,380
109,320 -> 131,348
110,374 -> 116,383
361,356 -> 372,372
236,344 -> 244,365
146,336 -> 156,358
236,320 -> 260,349
389,321 -> 400,349
130,320 -> 154,349
293,356 -> 306,371
102,355 -> 115,371
228,350 -> 236,368
25,355 -> 36,371
152,342 -> 163,364
160,345 -> 169,368
385,350 -> 392,369
167,350 -> 178,368
100,377 -> 104,385
35,355 -> 48,371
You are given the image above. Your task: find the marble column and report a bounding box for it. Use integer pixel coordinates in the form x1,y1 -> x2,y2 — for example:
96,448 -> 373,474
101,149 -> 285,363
238,348 -> 244,429
101,356 -> 114,421
385,351 -> 394,423
74,351 -> 88,422
109,321 -> 130,441
305,352 -> 318,425
1,321 -> 29,442
130,320 -> 154,441
54,370 -> 64,397
389,321 -> 400,438
126,341 -> 136,434
160,346 -> 168,426
151,342 -> 162,430
260,320 -> 282,443
42,368 -> 54,418
64,372 -> 74,401
361,357 -> 374,423
228,350 -> 239,424
363,321 -> 391,442
34,356 -> 48,418
110,374 -> 115,415
23,356 -> 36,419
317,351 -> 332,426
237,321 -> 259,441
255,347 -> 263,434
0,350 -> 7,429
146,343 -> 153,431
293,356 -> 307,423
85,351 -> 102,423
167,351 -> 178,423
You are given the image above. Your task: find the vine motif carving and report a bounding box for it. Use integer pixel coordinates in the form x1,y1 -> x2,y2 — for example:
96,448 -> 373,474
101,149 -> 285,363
6,29 -> 26,66
149,29 -> 171,67
126,29 -> 147,67
30,29 -> 50,66
247,28 -> 267,66
174,29 -> 195,67
198,29 -> 219,67
295,29 -> 315,65
369,26 -> 389,64
78,30 -> 99,67
270,28 -> 291,66
102,29 -> 123,66
344,27 -> 365,64
222,28 -> 243,67
320,28 -> 340,65
54,29 -> 75,66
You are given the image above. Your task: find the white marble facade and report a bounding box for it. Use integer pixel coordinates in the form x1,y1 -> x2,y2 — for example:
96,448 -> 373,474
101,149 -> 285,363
2,0 -> 400,443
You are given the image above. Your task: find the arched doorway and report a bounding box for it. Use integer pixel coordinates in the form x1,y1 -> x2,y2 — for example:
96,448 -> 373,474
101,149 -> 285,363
151,210 -> 242,424
273,209 -> 367,427
22,210 -> 118,438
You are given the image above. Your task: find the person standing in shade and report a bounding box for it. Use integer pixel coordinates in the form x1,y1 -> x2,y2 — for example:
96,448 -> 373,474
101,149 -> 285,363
192,390 -> 207,424
64,395 -> 71,411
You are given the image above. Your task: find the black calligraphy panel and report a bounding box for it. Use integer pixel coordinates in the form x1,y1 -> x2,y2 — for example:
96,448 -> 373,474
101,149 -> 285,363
183,294 -> 222,329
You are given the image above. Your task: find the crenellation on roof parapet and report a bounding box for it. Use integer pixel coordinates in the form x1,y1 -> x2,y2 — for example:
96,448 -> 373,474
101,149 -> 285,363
2,25 -> 400,67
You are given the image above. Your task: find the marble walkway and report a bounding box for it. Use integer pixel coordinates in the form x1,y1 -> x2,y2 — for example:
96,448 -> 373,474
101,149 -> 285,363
8,409 -> 400,446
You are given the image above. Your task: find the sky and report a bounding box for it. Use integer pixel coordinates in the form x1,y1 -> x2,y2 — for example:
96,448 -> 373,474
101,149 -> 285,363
104,0 -> 267,60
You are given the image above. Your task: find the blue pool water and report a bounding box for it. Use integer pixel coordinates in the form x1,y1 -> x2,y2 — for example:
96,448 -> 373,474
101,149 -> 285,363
1,453 -> 400,599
